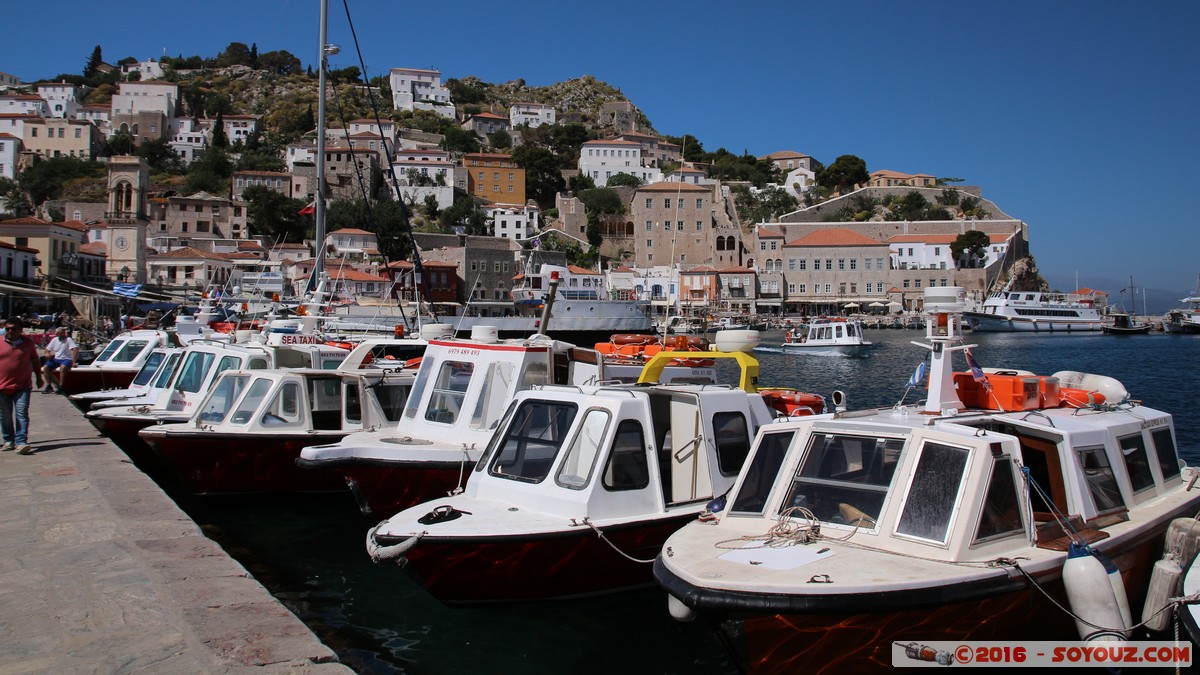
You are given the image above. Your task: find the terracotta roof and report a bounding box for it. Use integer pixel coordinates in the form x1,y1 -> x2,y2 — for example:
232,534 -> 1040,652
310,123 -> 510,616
467,112 -> 508,121
758,227 -> 785,238
785,228 -> 883,247
79,241 -> 107,255
221,252 -> 262,260
681,266 -> 717,274
237,241 -> 266,250
0,217 -> 87,232
329,268 -> 389,283
567,265 -> 600,275
151,246 -> 229,261
0,114 -> 40,120
871,169 -> 914,179
463,152 -> 517,160
329,228 -> 374,236
636,182 -> 710,193
387,259 -> 457,269
759,150 -> 810,161
274,242 -> 309,249
0,240 -> 38,254
0,133 -> 19,140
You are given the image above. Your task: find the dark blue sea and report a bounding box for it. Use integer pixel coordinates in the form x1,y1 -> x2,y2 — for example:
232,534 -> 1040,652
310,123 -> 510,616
174,328 -> 1200,674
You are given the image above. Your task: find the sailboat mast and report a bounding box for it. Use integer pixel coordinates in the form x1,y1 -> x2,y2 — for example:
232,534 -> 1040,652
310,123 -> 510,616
314,0 -> 330,279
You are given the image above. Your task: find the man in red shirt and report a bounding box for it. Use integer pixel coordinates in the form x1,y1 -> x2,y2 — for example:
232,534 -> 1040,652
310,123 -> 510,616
0,317 -> 45,454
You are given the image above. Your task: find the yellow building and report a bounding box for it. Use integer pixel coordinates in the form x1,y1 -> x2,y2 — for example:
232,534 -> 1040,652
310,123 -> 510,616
0,217 -> 88,282
462,153 -> 525,204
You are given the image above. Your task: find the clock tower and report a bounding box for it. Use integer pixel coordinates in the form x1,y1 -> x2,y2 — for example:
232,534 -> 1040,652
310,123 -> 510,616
105,156 -> 149,282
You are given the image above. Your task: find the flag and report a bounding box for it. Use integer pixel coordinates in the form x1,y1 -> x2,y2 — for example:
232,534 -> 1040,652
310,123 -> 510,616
906,361 -> 927,388
965,349 -> 991,389
113,282 -> 142,298
298,200 -> 316,216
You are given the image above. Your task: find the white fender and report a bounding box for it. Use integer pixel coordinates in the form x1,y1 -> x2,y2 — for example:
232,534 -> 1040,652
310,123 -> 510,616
1063,544 -> 1130,641
667,594 -> 696,622
1166,518 -> 1200,570
1141,557 -> 1183,632
1052,371 -> 1128,403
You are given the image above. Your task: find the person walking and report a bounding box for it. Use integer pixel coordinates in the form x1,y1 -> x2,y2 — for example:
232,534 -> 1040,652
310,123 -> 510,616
0,317 -> 44,454
41,326 -> 77,394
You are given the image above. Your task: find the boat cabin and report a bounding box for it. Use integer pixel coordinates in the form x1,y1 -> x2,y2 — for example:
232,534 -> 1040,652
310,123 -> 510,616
72,347 -> 182,411
84,329 -> 173,371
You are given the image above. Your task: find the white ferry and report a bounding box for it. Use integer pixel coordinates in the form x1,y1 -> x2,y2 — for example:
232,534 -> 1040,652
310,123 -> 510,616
964,282 -> 1104,332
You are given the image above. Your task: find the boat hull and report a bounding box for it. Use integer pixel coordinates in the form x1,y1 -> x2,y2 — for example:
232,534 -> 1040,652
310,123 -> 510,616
62,368 -> 137,396
964,312 -> 1103,332
388,514 -> 696,604
141,431 -> 349,495
295,458 -> 471,518
655,523 -> 1166,674
88,414 -> 183,469
779,342 -> 872,356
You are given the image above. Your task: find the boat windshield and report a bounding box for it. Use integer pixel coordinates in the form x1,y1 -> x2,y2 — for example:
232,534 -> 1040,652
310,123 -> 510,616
131,351 -> 167,387
174,352 -> 216,394
425,360 -> 474,424
197,374 -> 251,424
229,378 -> 273,425
780,432 -> 903,526
487,400 -> 578,483
469,361 -> 515,431
111,340 -> 150,364
94,339 -> 126,363
152,353 -> 182,389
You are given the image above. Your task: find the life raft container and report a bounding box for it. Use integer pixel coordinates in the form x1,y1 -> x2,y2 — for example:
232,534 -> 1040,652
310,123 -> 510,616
325,341 -> 355,351
759,389 -> 826,416
610,333 -> 657,346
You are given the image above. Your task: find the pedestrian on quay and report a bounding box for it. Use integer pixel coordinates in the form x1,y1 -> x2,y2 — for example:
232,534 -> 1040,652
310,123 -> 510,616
41,326 -> 77,394
0,317 -> 45,455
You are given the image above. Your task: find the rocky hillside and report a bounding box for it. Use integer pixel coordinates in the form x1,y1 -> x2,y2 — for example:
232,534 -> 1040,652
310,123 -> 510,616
451,75 -> 656,135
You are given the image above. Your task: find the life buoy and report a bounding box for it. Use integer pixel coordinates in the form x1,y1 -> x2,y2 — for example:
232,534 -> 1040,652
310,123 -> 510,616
785,331 -> 794,343
1060,387 -> 1106,408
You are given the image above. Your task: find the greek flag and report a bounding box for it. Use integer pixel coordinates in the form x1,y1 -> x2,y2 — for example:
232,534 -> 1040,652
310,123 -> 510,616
112,282 -> 142,298
906,361 -> 926,388
965,349 -> 991,389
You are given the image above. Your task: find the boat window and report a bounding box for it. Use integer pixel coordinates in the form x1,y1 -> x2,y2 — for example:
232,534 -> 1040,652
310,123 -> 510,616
215,355 -> 241,379
470,361 -> 515,431
247,357 -> 268,369
262,382 -> 303,427
229,378 -> 273,425
322,359 -> 343,370
131,351 -> 166,386
974,456 -> 1025,543
488,400 -> 577,483
175,352 -> 216,393
603,419 -> 649,491
403,358 -> 433,419
730,430 -> 795,515
896,441 -> 969,544
713,411 -> 752,476
197,374 -> 250,424
112,340 -> 149,363
557,408 -> 609,489
152,353 -> 182,389
94,339 -> 125,362
425,360 -> 474,425
309,378 -> 342,430
344,383 -> 361,423
1151,428 -> 1182,483
1119,433 -> 1155,494
375,383 -> 411,423
1076,445 -> 1125,513
780,433 -> 902,526
475,401 -> 520,474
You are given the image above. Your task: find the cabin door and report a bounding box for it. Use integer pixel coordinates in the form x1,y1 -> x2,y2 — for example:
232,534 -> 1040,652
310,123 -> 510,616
651,393 -> 712,506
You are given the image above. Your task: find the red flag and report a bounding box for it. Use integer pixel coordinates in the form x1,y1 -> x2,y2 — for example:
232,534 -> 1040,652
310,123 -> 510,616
298,200 -> 316,216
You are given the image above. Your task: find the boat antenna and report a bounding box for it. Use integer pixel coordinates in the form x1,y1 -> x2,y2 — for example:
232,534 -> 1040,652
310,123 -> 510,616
314,0 -> 332,285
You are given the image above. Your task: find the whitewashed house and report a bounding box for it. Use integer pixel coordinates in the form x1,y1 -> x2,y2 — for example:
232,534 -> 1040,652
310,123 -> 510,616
168,117 -> 208,164
389,67 -> 454,119
36,83 -> 84,119
0,133 -> 20,180
509,102 -> 555,129
577,139 -> 663,187
488,203 -> 540,242
391,148 -> 455,209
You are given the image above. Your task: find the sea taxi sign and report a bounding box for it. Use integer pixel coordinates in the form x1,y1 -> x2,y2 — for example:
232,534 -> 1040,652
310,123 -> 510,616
269,333 -> 324,346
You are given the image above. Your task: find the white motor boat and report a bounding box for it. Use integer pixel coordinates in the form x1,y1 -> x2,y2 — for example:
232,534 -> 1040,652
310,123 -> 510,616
655,287 -> 1200,673
770,318 -> 873,356
964,280 -> 1105,332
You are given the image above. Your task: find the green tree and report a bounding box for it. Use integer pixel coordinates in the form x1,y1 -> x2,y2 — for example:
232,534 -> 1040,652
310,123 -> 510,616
0,178 -> 33,218
258,50 -> 302,76
731,185 -> 799,224
606,172 -> 643,188
84,45 -> 103,79
817,154 -> 869,193
216,42 -> 253,67
250,43 -> 259,69
886,191 -> 930,221
17,156 -> 104,207
663,134 -> 706,162
104,131 -> 136,157
329,66 -> 362,84
137,138 -> 183,173
243,186 -> 305,243
577,187 -> 624,215
441,126 -> 481,155
211,111 -> 228,148
184,147 -> 233,194
489,129 -> 512,150
439,194 -> 486,232
566,173 -> 595,193
951,230 -> 992,268
511,145 -> 565,208
422,194 -> 440,221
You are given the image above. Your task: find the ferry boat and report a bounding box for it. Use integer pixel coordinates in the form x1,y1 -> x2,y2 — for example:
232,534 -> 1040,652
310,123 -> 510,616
1163,275 -> 1200,334
964,281 -> 1104,332
365,332 -> 827,603
654,287 -> 1200,673
774,318 -> 873,355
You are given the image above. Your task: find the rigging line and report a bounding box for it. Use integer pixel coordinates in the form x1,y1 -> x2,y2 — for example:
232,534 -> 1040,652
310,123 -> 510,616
339,0 -> 436,324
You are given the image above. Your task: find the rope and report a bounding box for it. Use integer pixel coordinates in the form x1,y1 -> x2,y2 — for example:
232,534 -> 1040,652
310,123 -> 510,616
1019,463 -> 1086,547
577,518 -> 655,564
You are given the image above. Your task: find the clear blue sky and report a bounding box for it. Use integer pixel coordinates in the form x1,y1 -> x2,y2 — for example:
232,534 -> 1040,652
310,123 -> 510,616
5,1 -> 1198,300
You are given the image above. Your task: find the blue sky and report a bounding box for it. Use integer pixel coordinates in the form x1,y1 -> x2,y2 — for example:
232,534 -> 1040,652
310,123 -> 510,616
5,1 -> 1198,303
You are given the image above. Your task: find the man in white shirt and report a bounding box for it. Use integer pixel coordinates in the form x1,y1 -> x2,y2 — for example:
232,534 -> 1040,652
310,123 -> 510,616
41,327 -> 77,394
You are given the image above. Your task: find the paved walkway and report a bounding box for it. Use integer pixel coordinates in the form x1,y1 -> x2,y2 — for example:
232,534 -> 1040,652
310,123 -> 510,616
0,389 -> 352,673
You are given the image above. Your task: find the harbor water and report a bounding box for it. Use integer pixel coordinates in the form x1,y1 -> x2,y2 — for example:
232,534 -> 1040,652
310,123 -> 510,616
166,327 -> 1200,674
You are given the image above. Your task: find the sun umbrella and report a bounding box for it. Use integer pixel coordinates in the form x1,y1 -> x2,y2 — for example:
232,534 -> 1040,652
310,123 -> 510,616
843,302 -> 860,308
868,301 -> 886,307
887,301 -> 903,307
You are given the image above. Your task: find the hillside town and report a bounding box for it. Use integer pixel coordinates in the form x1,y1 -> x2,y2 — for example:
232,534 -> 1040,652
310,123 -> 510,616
0,55 -> 1031,325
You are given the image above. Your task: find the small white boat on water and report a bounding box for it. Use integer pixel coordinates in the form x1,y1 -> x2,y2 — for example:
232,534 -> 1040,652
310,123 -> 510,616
772,318 -> 873,356
655,287 -> 1200,673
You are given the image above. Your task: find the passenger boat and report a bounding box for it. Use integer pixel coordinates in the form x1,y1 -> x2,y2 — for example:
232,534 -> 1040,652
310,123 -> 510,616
61,329 -> 176,395
69,347 -> 182,412
365,331 -> 826,603
964,280 -> 1104,332
1163,275 -> 1200,334
654,287 -> 1200,673
139,363 -> 416,495
772,317 -> 872,355
86,337 -> 350,466
297,326 -> 607,518
1102,312 -> 1152,335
